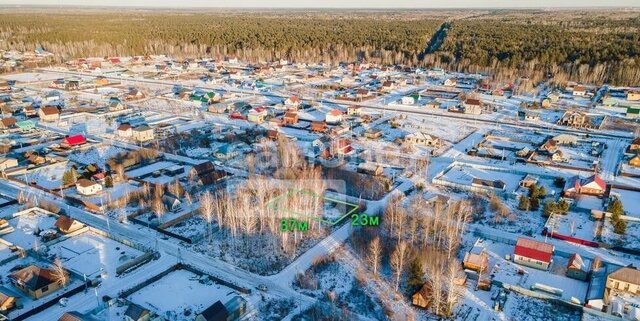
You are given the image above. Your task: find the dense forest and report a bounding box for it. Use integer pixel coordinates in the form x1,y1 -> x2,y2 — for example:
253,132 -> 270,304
432,14 -> 640,85
0,11 -> 443,65
1,9 -> 640,85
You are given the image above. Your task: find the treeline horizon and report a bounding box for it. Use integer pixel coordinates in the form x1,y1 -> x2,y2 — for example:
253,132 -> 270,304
1,10 -> 639,85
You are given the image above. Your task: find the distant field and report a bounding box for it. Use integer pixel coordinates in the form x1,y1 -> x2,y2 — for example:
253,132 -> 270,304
1,9 -> 639,84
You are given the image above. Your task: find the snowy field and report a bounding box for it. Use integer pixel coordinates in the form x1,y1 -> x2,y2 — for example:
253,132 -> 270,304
127,269 -> 240,320
47,231 -> 143,277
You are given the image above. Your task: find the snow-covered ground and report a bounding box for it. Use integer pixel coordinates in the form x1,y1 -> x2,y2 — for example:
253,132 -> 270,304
127,269 -> 241,320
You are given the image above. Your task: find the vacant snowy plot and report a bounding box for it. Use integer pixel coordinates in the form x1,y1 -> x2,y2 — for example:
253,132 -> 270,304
601,218 -> 640,250
609,188 -> 640,218
68,145 -> 129,167
125,161 -> 178,178
128,269 -> 239,319
47,231 -> 143,278
545,211 -> 598,242
23,162 -> 71,190
502,292 -> 581,321
164,216 -> 208,241
0,72 -> 73,83
3,210 -> 57,249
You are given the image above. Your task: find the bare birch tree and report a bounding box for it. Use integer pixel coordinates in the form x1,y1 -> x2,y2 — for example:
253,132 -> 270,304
390,240 -> 409,292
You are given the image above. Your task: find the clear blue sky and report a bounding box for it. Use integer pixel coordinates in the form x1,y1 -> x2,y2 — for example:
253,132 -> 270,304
0,0 -> 637,8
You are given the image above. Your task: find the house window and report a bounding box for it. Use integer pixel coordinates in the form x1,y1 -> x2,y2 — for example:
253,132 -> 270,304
624,283 -> 630,291
41,285 -> 49,292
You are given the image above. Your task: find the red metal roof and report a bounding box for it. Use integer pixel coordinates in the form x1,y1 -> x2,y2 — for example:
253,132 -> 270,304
63,135 -> 86,146
585,174 -> 606,190
514,238 -> 554,263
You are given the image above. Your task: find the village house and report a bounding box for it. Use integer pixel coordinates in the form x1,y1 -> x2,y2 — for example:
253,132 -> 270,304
357,162 -> 384,176
443,78 -> 457,87
190,161 -> 227,185
564,174 -> 606,198
471,178 -> 506,192
283,111 -> 299,125
55,216 -> 84,234
519,174 -> 539,188
0,157 -> 18,171
566,253 -> 589,281
215,144 -> 238,160
45,91 -> 61,102
628,90 -> 640,101
126,88 -> 145,100
162,194 -> 182,212
463,245 -> 489,273
76,178 -> 102,195
630,138 -> 640,152
124,303 -> 151,321
38,106 -> 60,122
108,100 -> 126,112
513,237 -> 554,270
58,311 -> 100,321
331,138 -> 353,156
325,109 -> 343,124
400,96 -> 416,105
95,76 -> 109,86
404,132 -> 441,147
411,284 -> 431,308
604,267 -> 640,304
355,89 -> 370,100
0,291 -> 16,312
463,99 -> 482,115
16,120 -> 35,132
24,105 -> 37,117
118,123 -> 133,138
382,80 -> 395,91
131,125 -> 154,143
284,96 -> 301,108
551,150 -> 568,163
558,110 -> 597,129
197,296 -> 245,321
266,129 -> 279,141
425,100 -> 441,110
208,103 -> 231,114
310,121 -> 327,133
347,105 -> 362,116
61,134 -> 87,149
364,128 -> 383,140
630,155 -> 640,168
0,117 -> 16,129
523,111 -> 540,121
10,265 -> 65,299
247,107 -> 268,124
538,139 -> 558,154
572,85 -> 587,97
553,134 -> 578,146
